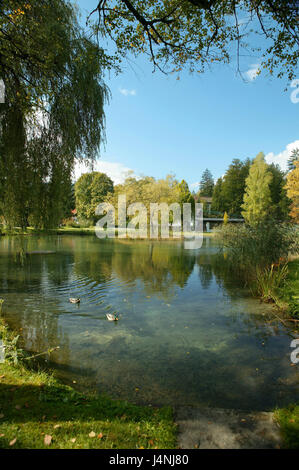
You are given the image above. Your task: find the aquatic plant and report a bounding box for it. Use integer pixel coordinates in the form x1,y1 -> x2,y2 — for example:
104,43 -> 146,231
253,263 -> 289,306
217,223 -> 299,279
216,223 -> 299,315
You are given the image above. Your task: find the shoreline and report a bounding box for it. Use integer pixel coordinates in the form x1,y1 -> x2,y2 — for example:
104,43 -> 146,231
0,226 -> 216,239
0,317 -> 176,449
0,318 -> 298,449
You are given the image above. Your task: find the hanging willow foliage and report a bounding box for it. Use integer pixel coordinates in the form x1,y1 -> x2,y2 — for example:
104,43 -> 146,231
0,1 -> 110,229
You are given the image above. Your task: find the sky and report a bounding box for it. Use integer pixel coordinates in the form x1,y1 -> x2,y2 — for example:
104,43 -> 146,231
75,0 -> 299,191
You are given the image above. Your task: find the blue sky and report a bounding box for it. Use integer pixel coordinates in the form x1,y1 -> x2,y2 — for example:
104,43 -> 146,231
75,0 -> 299,190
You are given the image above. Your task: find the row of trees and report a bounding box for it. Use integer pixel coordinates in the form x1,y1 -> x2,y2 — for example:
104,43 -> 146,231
74,172 -> 195,226
199,149 -> 299,221
240,151 -> 299,225
75,147 -> 299,228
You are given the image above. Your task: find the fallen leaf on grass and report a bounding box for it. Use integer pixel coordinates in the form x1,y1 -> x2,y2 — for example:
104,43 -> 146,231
54,424 -> 61,429
71,438 -> 76,443
44,435 -> 52,446
9,438 -> 17,446
89,431 -> 96,438
98,433 -> 103,439
0,434 -> 5,438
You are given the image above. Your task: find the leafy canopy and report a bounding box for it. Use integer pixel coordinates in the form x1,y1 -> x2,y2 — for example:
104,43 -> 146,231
89,0 -> 299,80
242,152 -> 273,226
0,1 -> 109,229
75,172 -> 114,223
218,158 -> 251,216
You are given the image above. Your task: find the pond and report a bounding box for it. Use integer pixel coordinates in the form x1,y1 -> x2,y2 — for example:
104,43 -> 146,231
0,235 -> 298,410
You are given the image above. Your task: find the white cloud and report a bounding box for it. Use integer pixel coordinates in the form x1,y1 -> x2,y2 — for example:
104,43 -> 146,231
119,88 -> 137,97
265,140 -> 299,171
74,160 -> 135,185
245,63 -> 260,81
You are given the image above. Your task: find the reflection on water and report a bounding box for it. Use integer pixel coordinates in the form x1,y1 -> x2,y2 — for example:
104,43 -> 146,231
0,235 -> 298,410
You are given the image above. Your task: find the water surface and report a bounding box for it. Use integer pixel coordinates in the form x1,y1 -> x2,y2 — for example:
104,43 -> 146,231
0,235 -> 298,410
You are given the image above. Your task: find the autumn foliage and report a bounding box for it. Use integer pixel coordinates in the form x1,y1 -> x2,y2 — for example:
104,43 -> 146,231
285,161 -> 299,223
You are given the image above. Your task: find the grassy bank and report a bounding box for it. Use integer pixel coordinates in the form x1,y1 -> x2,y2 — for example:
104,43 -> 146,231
280,260 -> 299,317
275,405 -> 299,449
256,260 -> 299,448
0,320 -> 176,449
216,224 -> 299,318
1,225 -> 216,238
0,226 -> 96,236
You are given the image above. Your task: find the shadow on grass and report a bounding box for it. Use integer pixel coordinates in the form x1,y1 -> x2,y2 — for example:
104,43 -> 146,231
0,367 -> 176,449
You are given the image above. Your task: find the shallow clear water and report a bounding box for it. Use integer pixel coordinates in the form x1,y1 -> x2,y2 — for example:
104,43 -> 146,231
0,235 -> 298,410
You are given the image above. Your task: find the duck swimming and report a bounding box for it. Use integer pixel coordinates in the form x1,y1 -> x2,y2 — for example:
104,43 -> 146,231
69,298 -> 80,304
106,313 -> 119,322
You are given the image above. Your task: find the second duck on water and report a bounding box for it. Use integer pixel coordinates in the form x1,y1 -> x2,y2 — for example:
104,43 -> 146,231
69,298 -> 80,304
106,313 -> 119,322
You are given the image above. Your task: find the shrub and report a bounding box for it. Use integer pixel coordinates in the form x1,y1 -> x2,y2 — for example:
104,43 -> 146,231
77,217 -> 94,228
63,218 -> 80,228
217,222 -> 299,278
216,223 -> 299,313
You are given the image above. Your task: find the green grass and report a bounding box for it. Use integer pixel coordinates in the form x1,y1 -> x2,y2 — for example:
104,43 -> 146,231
278,260 -> 299,317
272,261 -> 299,449
0,226 -> 96,236
275,405 -> 299,449
1,225 -> 215,238
0,317 -> 176,449
0,362 -> 176,449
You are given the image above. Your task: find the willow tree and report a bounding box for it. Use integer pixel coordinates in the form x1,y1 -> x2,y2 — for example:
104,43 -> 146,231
0,1 -> 109,229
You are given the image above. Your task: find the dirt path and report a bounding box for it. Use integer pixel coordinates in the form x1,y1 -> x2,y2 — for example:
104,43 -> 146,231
176,406 -> 282,449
